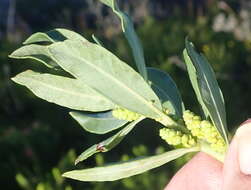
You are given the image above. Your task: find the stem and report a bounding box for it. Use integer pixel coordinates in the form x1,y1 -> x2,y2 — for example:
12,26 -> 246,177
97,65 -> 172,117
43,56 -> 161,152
158,112 -> 190,134
199,141 -> 226,162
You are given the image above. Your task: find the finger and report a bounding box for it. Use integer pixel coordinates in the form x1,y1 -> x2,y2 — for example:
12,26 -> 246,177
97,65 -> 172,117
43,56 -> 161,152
164,152 -> 222,190
223,120 -> 251,190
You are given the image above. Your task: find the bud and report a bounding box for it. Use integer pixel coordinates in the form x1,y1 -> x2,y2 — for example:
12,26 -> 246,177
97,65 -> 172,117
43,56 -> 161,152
163,108 -> 170,115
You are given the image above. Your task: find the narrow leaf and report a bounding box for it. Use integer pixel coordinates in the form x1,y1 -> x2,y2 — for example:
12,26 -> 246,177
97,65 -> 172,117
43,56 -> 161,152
12,70 -> 115,111
70,111 -> 127,134
64,147 -> 199,181
10,29 -> 88,68
99,0 -> 112,6
48,40 -> 162,119
24,28 -> 87,44
99,0 -> 148,80
92,34 -> 104,47
185,39 -> 228,143
9,44 -> 58,68
147,67 -> 183,117
183,49 -> 209,118
74,117 -> 144,164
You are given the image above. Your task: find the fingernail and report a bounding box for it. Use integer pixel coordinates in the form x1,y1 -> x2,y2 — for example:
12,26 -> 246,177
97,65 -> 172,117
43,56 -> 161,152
236,121 -> 251,175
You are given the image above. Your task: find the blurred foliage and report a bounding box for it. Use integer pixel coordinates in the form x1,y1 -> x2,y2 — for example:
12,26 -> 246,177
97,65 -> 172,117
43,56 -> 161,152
1,0 -> 251,189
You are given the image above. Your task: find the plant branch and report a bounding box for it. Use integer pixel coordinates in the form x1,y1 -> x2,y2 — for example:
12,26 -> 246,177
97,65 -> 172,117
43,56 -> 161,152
157,112 -> 190,134
199,140 -> 225,162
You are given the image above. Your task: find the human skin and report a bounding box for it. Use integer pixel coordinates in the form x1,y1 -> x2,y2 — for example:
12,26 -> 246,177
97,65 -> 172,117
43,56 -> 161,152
164,120 -> 251,190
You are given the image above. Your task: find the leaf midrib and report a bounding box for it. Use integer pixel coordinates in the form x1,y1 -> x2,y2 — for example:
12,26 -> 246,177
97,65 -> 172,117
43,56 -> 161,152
16,74 -> 106,101
49,44 -> 161,118
201,72 -> 228,142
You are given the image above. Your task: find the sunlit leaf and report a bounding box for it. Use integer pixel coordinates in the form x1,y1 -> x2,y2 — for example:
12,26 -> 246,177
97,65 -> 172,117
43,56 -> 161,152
48,40 -> 162,119
183,49 -> 209,118
147,67 -> 183,117
12,70 -> 115,111
92,34 -> 104,47
9,44 -> 57,68
74,117 -> 144,164
10,29 -> 88,68
185,39 -> 228,144
23,28 -> 87,44
64,147 -> 199,181
70,111 -> 127,134
99,0 -> 147,80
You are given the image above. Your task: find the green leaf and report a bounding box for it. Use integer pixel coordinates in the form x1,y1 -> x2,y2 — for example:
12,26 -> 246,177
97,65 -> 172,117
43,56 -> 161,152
10,29 -> 88,68
185,39 -> 228,144
70,111 -> 127,134
23,28 -> 87,44
147,67 -> 183,117
99,0 -> 147,80
12,70 -> 115,111
183,49 -> 209,118
9,44 -> 58,68
64,147 -> 199,181
74,117 -> 144,164
48,40 -> 162,119
99,0 -> 113,7
92,34 -> 104,47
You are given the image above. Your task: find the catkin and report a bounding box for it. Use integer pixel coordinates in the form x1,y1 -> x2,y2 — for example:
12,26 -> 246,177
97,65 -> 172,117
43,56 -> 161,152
159,128 -> 196,147
112,107 -> 141,121
183,110 -> 226,153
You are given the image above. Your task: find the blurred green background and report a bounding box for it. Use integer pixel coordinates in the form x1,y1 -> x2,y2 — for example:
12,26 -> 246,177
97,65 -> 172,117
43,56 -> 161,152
1,0 -> 251,189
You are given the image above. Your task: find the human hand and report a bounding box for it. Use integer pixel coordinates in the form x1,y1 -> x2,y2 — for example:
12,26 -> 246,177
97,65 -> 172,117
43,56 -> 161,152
164,120 -> 251,190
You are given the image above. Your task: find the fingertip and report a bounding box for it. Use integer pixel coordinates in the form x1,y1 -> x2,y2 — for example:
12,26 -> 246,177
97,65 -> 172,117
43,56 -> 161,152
165,152 -> 222,190
222,120 -> 251,189
235,122 -> 251,175
239,119 -> 251,127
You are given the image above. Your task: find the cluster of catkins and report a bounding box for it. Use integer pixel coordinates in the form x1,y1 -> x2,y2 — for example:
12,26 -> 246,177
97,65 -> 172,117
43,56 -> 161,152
112,107 -> 141,121
112,107 -> 226,153
183,110 -> 226,153
160,110 -> 226,153
159,128 -> 196,148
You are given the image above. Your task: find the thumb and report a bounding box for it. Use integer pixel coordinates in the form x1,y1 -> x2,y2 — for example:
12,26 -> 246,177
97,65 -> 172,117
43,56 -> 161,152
223,119 -> 251,190
164,152 -> 222,190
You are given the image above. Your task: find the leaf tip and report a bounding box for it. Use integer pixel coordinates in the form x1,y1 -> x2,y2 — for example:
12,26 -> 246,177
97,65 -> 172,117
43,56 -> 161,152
23,39 -> 29,45
8,51 -> 17,59
11,77 -> 17,82
62,172 -> 69,178
23,36 -> 35,45
74,159 -> 80,165
69,111 -> 78,119
62,171 -> 76,179
23,32 -> 45,45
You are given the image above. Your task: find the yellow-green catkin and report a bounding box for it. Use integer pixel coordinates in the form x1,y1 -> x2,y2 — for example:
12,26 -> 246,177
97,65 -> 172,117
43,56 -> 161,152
112,107 -> 141,121
183,110 -> 226,153
159,128 -> 196,147
154,108 -> 170,123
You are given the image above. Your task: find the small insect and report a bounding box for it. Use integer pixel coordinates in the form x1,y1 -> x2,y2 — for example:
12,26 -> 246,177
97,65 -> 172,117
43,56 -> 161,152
96,143 -> 106,152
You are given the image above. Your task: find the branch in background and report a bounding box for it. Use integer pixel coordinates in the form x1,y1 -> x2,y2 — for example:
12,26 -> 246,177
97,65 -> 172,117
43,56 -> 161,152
7,0 -> 16,42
